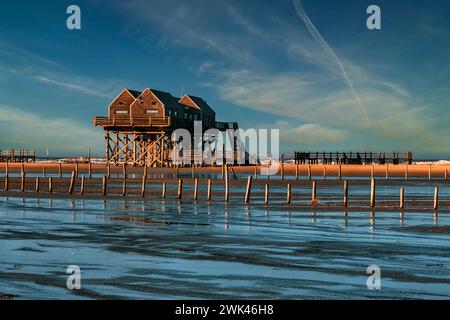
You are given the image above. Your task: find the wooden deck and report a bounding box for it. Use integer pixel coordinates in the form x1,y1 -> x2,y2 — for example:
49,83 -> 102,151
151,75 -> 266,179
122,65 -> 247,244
93,116 -> 172,127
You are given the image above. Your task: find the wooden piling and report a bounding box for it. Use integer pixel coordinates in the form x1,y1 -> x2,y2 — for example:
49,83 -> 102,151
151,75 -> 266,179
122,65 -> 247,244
287,183 -> 291,204
75,162 -> 79,178
244,176 -> 252,204
89,162 -> 92,178
162,182 -> 166,198
224,166 -> 229,202
122,179 -> 126,197
281,163 -> 285,181
58,163 -> 62,178
143,165 -> 148,179
295,164 -> 299,180
434,186 -> 439,211
42,167 -> 46,178
194,178 -> 198,201
265,184 -> 269,204
107,163 -> 110,178
445,169 -> 448,180
323,166 -> 326,180
48,177 -> 53,193
370,178 -> 376,208
35,177 -> 40,193
429,164 -> 432,180
405,164 -> 408,180
80,175 -> 85,195
254,166 -> 257,180
69,171 -> 76,194
4,173 -> 8,191
141,175 -> 146,197
371,164 -> 374,179
385,164 -> 389,180
221,164 -> 224,180
192,166 -> 195,179
21,170 -> 25,192
122,163 -> 127,179
207,179 -> 212,201
102,176 -> 107,196
338,164 -> 342,180
177,179 -> 183,199
312,181 -> 317,201
308,165 -> 311,180
400,187 -> 404,209
344,180 -> 348,207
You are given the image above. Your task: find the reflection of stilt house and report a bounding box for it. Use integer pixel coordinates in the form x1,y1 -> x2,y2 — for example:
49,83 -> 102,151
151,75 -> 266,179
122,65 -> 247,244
93,88 -> 239,166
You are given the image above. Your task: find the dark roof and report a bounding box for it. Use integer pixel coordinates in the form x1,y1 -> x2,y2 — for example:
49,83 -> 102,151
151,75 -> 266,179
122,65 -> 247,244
126,89 -> 142,98
150,89 -> 184,112
186,95 -> 216,115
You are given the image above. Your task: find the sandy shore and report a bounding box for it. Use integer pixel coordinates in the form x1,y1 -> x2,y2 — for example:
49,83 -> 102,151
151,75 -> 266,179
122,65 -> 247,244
0,162 -> 449,178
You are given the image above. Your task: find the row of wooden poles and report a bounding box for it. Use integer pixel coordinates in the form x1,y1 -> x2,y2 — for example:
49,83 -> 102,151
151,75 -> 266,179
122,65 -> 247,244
2,166 -> 442,210
1,162 -> 448,181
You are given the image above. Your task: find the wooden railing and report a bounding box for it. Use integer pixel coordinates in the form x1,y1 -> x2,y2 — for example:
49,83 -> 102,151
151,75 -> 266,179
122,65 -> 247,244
93,116 -> 172,127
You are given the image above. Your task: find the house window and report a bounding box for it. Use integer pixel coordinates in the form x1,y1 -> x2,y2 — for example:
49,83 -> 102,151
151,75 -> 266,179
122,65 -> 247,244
174,111 -> 177,116
115,110 -> 128,114
145,109 -> 158,114
168,110 -> 172,116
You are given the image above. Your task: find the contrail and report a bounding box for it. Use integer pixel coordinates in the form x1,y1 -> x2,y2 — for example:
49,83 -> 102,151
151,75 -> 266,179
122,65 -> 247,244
292,0 -> 369,123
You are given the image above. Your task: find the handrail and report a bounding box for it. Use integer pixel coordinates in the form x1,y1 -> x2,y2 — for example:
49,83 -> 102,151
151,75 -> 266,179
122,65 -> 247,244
93,116 -> 172,127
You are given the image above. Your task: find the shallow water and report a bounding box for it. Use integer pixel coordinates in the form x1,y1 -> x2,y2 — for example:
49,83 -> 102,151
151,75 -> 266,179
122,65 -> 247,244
1,192 -> 450,300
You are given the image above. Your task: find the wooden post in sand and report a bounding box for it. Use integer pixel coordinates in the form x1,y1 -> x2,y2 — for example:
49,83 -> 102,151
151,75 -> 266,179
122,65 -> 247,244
59,163 -> 62,178
343,180 -> 348,207
177,179 -> 183,199
69,171 -> 76,194
245,176 -> 252,204
75,163 -> 79,178
4,164 -> 9,191
35,177 -> 40,193
370,178 -> 376,208
265,184 -> 269,204
311,181 -> 317,201
80,175 -> 85,195
141,175 -> 146,197
48,177 -> 53,193
161,182 -> 166,198
295,164 -> 299,180
338,164 -> 342,180
224,166 -> 229,203
385,164 -> 389,180
193,178 -> 198,201
207,179 -> 212,201
434,186 -> 439,211
122,163 -> 127,179
400,187 -> 404,210
122,179 -> 126,197
287,183 -> 291,204
20,170 -> 25,192
102,176 -> 107,196
308,165 -> 311,180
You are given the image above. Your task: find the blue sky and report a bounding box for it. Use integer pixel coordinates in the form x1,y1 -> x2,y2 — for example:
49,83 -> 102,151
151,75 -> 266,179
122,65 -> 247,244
0,0 -> 449,158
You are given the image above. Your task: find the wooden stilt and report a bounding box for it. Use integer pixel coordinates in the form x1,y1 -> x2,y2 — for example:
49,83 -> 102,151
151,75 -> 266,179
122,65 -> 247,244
343,180 -> 348,207
122,179 -> 126,197
434,186 -> 439,211
287,183 -> 291,204
312,181 -> 317,201
102,176 -> 107,196
141,175 -> 146,197
194,178 -> 198,201
400,187 -> 404,209
80,175 -> 85,195
59,163 -> 62,178
177,179 -> 183,199
370,178 -> 376,208
35,177 -> 40,193
162,182 -> 166,198
48,177 -> 53,193
265,184 -> 269,204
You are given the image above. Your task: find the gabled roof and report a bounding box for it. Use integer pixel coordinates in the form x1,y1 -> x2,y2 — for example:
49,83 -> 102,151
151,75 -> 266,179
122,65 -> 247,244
126,89 -> 142,98
180,95 -> 215,114
150,89 -> 184,112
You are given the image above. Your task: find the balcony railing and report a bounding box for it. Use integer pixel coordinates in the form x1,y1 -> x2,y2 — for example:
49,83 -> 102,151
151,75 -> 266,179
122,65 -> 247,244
93,116 -> 172,127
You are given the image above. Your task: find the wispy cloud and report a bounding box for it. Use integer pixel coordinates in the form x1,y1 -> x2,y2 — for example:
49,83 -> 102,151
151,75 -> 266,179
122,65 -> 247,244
0,104 -> 103,155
